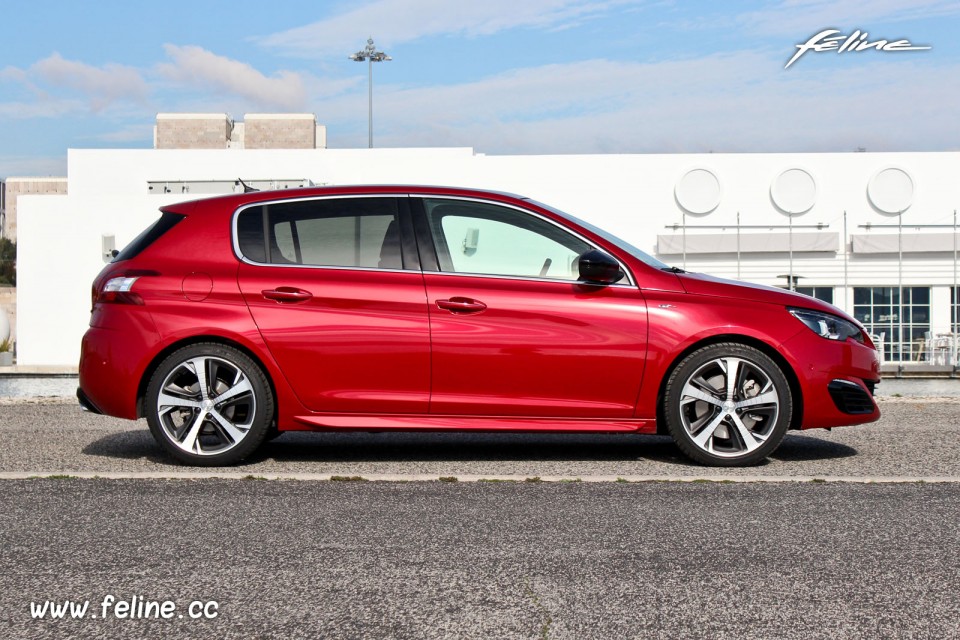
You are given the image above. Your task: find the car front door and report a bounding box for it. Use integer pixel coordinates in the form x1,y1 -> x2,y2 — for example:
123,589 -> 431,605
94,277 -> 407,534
416,197 -> 648,418
236,195 -> 430,413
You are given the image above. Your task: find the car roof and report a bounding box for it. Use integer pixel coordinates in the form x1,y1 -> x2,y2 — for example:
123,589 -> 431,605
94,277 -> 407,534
161,184 -> 530,215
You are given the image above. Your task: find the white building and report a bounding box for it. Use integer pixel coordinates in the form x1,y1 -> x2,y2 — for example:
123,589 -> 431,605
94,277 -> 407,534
16,146 -> 960,367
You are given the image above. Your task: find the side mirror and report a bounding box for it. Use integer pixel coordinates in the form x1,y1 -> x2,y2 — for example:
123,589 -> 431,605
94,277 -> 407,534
578,249 -> 624,285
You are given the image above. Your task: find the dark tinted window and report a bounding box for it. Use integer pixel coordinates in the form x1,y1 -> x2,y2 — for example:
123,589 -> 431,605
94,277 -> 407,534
113,212 -> 185,262
237,198 -> 402,269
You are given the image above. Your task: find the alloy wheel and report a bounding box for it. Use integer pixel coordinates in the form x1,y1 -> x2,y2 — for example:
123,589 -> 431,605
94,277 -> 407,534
155,355 -> 258,457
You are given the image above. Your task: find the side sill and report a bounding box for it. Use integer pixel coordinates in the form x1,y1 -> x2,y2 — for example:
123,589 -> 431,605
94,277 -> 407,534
290,414 -> 656,434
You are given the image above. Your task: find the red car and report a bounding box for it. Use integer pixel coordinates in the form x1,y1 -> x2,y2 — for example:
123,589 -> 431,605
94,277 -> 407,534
78,185 -> 881,467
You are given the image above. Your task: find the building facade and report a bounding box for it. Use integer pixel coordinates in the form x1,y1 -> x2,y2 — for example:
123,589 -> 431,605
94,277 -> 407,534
14,146 -> 960,367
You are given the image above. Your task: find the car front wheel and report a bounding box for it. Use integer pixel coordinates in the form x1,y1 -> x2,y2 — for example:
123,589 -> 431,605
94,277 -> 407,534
663,343 -> 792,467
145,343 -> 274,466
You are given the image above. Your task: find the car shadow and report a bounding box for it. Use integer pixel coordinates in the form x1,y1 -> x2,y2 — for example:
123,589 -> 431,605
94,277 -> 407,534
81,429 -> 857,467
771,433 -> 858,461
80,429 -> 177,465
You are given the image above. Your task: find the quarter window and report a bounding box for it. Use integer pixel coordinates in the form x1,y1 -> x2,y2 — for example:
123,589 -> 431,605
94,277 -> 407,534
237,198 -> 402,269
423,199 -> 590,280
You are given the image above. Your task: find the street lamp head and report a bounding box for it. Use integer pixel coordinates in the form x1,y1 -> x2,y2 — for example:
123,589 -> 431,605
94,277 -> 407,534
350,37 -> 389,63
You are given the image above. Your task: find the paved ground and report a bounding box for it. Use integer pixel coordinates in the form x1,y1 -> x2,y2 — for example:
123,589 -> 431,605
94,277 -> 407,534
3,479 -> 959,640
0,398 -> 957,479
2,398 -> 959,639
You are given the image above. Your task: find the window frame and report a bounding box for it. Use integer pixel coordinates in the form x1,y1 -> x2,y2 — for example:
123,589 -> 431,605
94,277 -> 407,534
410,195 -> 636,287
852,285 -> 931,363
231,194 -> 420,272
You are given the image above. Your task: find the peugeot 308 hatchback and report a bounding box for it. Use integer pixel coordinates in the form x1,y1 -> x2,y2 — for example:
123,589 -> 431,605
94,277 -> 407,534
78,185 -> 881,466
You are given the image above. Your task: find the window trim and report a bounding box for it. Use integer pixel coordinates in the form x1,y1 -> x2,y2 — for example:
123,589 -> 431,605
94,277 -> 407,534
231,194 -> 418,272
231,192 -> 635,287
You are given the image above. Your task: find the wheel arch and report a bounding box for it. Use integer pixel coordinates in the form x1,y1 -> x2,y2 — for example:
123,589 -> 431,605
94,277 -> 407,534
136,335 -> 278,424
654,334 -> 803,434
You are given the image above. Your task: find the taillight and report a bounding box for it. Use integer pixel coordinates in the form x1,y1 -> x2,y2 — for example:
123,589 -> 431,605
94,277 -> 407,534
97,276 -> 144,305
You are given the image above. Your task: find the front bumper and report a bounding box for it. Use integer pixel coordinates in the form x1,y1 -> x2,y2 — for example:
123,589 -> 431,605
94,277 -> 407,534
780,330 -> 881,429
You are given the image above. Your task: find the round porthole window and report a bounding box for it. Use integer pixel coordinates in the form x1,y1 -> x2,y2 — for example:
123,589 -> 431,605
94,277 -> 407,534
867,167 -> 914,215
675,168 -> 721,216
771,168 -> 816,216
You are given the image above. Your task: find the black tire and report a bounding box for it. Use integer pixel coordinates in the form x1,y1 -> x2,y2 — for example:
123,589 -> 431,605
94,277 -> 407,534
145,343 -> 274,466
663,342 -> 792,467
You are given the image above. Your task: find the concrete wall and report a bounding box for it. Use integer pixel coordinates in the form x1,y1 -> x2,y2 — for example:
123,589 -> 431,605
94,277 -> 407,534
2,177 -> 68,241
155,113 -> 232,149
244,114 -> 316,149
16,147 -> 960,365
154,114 -> 325,150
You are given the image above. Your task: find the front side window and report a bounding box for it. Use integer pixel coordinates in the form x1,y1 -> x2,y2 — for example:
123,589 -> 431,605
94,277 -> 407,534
423,199 -> 590,281
237,197 -> 402,269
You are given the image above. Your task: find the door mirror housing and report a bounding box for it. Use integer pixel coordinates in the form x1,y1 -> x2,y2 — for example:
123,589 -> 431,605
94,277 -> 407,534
578,250 -> 624,285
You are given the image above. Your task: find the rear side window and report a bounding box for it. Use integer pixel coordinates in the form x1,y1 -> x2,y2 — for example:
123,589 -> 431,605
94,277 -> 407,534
112,212 -> 185,262
236,198 -> 402,269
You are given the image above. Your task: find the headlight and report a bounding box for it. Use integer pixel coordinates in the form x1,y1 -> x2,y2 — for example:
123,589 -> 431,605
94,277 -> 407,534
789,308 -> 864,343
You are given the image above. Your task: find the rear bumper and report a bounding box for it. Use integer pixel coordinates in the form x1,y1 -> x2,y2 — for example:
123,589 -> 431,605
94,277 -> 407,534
78,313 -> 160,420
76,387 -> 103,414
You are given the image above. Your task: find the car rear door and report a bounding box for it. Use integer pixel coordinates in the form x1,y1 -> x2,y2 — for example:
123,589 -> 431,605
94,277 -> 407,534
236,195 -> 430,413
414,196 -> 648,418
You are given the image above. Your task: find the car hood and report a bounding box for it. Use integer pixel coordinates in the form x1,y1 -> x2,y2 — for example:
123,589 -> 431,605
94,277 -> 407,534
676,271 -> 848,317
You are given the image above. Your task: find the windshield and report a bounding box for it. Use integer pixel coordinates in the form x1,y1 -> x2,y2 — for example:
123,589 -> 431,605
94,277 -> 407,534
526,199 -> 671,270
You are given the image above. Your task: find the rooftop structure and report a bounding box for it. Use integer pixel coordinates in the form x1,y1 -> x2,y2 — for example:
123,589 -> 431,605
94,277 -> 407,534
154,113 -> 326,150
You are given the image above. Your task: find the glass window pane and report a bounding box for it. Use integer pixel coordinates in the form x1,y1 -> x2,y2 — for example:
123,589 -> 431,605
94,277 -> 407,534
236,207 -> 266,263
424,199 -> 590,280
262,198 -> 401,269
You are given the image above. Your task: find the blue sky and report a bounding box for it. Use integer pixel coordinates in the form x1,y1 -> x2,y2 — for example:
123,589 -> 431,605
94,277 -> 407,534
1,0 -> 958,175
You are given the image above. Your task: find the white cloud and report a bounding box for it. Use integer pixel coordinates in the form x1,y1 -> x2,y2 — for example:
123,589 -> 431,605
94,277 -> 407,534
157,45 -> 309,111
0,155 -> 67,177
30,53 -> 148,110
91,124 -> 155,143
739,0 -> 959,36
258,0 -> 643,57
0,99 -> 86,119
319,53 -> 960,153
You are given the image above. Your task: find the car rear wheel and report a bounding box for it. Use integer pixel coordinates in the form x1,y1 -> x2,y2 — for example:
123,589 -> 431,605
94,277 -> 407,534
663,343 -> 792,467
145,343 -> 273,466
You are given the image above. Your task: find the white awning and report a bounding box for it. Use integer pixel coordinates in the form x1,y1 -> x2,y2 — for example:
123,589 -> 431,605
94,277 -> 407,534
851,233 -> 960,254
657,232 -> 839,255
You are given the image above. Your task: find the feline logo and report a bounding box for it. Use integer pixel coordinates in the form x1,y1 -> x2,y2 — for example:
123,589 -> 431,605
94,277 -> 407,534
786,29 -> 931,69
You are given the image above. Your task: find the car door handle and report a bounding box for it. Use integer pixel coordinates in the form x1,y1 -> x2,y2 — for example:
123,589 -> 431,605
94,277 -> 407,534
262,287 -> 313,303
436,297 -> 487,314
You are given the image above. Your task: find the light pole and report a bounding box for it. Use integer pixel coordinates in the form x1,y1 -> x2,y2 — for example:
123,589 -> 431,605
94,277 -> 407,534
349,37 -> 391,148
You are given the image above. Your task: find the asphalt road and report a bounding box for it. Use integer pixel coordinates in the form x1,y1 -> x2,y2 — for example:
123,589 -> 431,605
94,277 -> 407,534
2,399 -> 960,639
2,479 -> 959,640
0,398 -> 957,479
